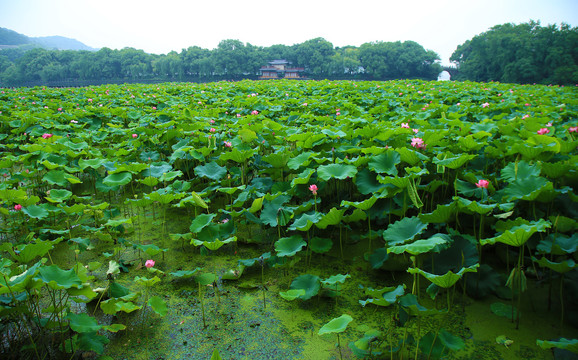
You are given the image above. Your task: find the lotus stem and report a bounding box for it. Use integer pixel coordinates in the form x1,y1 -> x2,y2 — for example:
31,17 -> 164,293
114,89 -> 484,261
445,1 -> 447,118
560,274 -> 564,334
199,281 -> 206,328
337,333 -> 343,360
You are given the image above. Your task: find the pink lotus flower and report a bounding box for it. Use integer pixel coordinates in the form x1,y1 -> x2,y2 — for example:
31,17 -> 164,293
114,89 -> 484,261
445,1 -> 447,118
42,133 -> 53,139
401,123 -> 410,129
210,128 -> 216,133
210,119 -> 215,124
70,120 -> 78,124
251,110 -> 259,115
475,179 -> 489,189
58,107 -> 63,111
303,103 -> 308,106
14,204 -> 22,211
152,106 -> 157,110
336,112 -> 340,116
132,134 -> 138,138
145,259 -> 155,268
569,126 -> 578,133
88,98 -> 93,102
522,114 -> 530,120
537,128 -> 550,135
482,102 -> 489,108
309,184 -> 318,195
224,141 -> 232,148
412,128 -> 419,134
411,137 -> 425,149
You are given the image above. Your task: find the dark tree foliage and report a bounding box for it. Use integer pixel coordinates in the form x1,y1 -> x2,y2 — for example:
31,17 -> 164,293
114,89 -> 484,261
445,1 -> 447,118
451,21 -> 578,84
0,35 -> 443,86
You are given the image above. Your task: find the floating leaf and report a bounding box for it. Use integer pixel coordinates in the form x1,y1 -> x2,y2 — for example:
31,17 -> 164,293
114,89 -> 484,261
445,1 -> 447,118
536,338 -> 578,354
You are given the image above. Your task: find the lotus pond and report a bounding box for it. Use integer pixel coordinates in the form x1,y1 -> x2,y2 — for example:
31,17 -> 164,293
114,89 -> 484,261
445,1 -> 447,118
0,79 -> 577,359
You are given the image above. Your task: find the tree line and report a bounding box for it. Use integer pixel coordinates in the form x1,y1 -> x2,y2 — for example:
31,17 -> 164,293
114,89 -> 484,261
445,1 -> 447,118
0,37 -> 441,86
450,21 -> 578,84
0,20 -> 576,86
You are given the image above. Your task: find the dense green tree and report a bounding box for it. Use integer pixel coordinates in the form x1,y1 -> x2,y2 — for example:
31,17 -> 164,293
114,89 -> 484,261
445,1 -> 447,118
292,37 -> 335,78
451,21 -> 578,84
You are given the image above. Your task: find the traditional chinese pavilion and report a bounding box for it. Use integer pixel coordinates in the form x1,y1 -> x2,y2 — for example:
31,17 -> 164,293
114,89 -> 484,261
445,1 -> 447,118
259,60 -> 305,79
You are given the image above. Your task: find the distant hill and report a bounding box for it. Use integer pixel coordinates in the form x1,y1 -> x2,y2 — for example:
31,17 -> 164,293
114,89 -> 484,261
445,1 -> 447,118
0,27 -> 97,51
32,36 -> 97,51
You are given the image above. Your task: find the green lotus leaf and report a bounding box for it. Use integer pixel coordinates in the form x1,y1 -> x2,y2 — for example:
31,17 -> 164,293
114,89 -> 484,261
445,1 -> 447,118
290,168 -> 316,186
387,235 -> 448,256
194,161 -> 227,180
68,237 -> 91,252
148,191 -> 183,204
0,261 -> 42,294
45,188 -> 73,203
144,164 -> 173,178
21,204 -> 50,219
407,264 -> 479,288
368,151 -> 400,176
481,219 -> 551,247
6,239 -> 54,263
419,202 -> 457,224
362,284 -> 405,307
219,148 -> 255,163
398,294 -> 439,316
355,168 -> 386,195
287,151 -> 314,170
100,299 -> 141,315
344,208 -> 367,223
275,235 -> 306,257
396,147 -> 429,166
139,176 -> 159,187
105,218 -> 132,227
500,160 -> 541,182
383,216 -> 428,246
341,196 -> 377,211
262,152 -> 290,168
454,197 -> 496,215
349,329 -> 382,357
103,172 -> 132,187
288,274 -> 321,300
196,273 -> 217,286
260,195 -> 291,227
321,274 -> 350,286
191,236 -> 237,251
504,177 -> 554,202
536,338 -> 578,354
170,268 -> 201,278
148,296 -> 168,317
377,175 -> 410,189
433,154 -> 477,169
133,243 -> 167,256
67,313 -> 101,333
537,233 -> 578,255
38,265 -> 83,289
159,170 -> 183,182
288,212 -> 323,231
318,314 -> 353,335
310,237 -> 333,253
102,324 -> 127,333
190,213 -> 216,233
42,170 -> 69,186
78,158 -> 108,170
315,207 -> 345,229
279,289 -> 306,301
317,164 -> 357,181
368,248 -> 389,269
76,332 -> 110,354
532,257 -> 576,274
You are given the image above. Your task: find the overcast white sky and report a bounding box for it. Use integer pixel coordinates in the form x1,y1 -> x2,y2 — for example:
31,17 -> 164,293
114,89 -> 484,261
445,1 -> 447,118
1,0 -> 577,65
